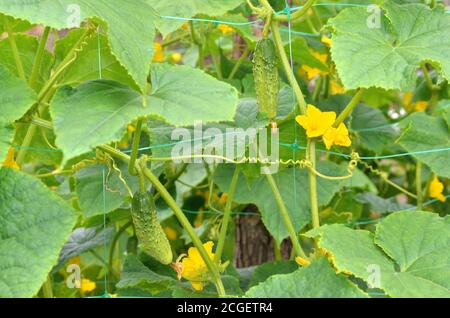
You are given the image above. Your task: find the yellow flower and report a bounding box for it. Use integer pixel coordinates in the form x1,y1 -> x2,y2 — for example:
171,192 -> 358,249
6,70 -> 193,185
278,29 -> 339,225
181,23 -> 189,30
80,278 -> 96,293
180,241 -> 216,291
301,51 -> 328,80
153,42 -> 164,62
330,79 -> 345,95
412,101 -> 428,112
321,35 -> 332,47
164,226 -> 178,241
429,176 -> 446,202
171,52 -> 182,63
296,104 -> 336,138
127,124 -> 136,133
295,256 -> 310,267
322,123 -> 352,150
2,147 -> 19,170
217,24 -> 234,35
403,92 -> 413,107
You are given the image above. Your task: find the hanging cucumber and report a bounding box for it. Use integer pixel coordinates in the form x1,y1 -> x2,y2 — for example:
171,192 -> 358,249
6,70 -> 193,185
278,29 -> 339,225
253,38 -> 279,120
131,191 -> 173,264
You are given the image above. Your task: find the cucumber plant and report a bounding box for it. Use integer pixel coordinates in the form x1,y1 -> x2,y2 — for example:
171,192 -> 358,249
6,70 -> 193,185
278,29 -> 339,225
0,0 -> 448,299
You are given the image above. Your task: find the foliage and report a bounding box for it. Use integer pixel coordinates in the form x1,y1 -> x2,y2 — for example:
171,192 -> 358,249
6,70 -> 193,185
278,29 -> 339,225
0,0 -> 448,299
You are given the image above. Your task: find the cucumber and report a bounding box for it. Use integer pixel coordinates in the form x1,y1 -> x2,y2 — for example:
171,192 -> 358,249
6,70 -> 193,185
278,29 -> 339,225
131,191 -> 173,264
253,38 -> 279,120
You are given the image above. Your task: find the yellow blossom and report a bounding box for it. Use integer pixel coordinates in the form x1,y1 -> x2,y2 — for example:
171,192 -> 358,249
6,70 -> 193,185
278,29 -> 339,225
164,226 -> 178,241
412,101 -> 428,112
171,52 -> 182,63
301,51 -> 328,80
2,147 -> 19,170
322,123 -> 352,150
330,79 -> 345,95
153,42 -> 164,62
429,176 -> 446,202
296,104 -> 336,138
181,23 -> 189,30
295,256 -> 310,267
321,35 -> 332,47
80,278 -> 96,293
217,24 -> 234,35
403,92 -> 413,107
127,124 -> 136,133
180,241 -> 216,291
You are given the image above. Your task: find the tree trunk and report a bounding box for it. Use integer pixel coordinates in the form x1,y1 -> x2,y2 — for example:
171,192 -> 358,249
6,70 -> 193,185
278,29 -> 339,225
234,205 -> 292,268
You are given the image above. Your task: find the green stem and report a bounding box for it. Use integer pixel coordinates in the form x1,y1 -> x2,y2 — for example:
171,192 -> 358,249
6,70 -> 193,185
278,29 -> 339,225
16,124 -> 37,165
416,161 -> 423,210
421,63 -> 434,90
5,19 -> 26,81
140,162 -> 226,297
307,139 -> 320,229
98,144 -> 131,163
228,46 -> 250,80
108,220 -> 132,286
42,275 -> 53,298
311,76 -> 323,102
265,172 -> 307,258
333,88 -> 365,127
274,0 -> 316,22
273,243 -> 282,261
154,163 -> 188,202
271,21 -> 307,114
38,27 -> 92,101
128,118 -> 144,176
214,167 -> 239,265
162,31 -> 190,47
29,26 -> 51,89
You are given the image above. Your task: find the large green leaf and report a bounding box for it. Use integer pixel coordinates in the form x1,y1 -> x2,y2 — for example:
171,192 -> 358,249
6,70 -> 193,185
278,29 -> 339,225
305,211 -> 450,298
396,112 -> 450,178
149,0 -> 243,37
75,164 -> 130,218
214,162 -> 347,243
0,64 -> 36,163
328,2 -> 450,90
0,168 -> 78,297
116,255 -> 176,295
245,257 -> 366,298
0,0 -> 158,91
51,64 -> 238,163
54,29 -> 137,90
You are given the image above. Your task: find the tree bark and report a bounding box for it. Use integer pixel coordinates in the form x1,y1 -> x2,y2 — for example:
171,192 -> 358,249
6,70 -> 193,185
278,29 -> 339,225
234,205 -> 292,268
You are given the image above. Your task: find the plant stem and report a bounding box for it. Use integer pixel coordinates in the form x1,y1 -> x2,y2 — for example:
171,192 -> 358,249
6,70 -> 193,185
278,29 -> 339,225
333,88 -> 365,127
128,118 -> 143,176
29,26 -> 51,89
265,172 -> 307,258
5,19 -> 26,81
416,161 -> 423,210
154,163 -> 188,202
273,243 -> 282,261
421,63 -> 434,90
228,46 -> 250,80
162,31 -> 190,47
307,139 -> 320,229
98,144 -> 131,163
108,220 -> 132,286
140,162 -> 226,297
274,0 -> 316,22
38,27 -> 92,101
271,21 -> 307,115
214,167 -> 239,265
17,27 -> 92,165
42,275 -> 53,298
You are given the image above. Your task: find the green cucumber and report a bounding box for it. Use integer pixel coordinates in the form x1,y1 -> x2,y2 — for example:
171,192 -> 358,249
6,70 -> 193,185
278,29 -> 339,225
253,38 -> 279,120
131,191 -> 173,264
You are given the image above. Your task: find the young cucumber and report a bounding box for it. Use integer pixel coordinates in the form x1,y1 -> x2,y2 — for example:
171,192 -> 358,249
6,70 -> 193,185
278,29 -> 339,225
131,191 -> 173,264
253,38 -> 279,120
